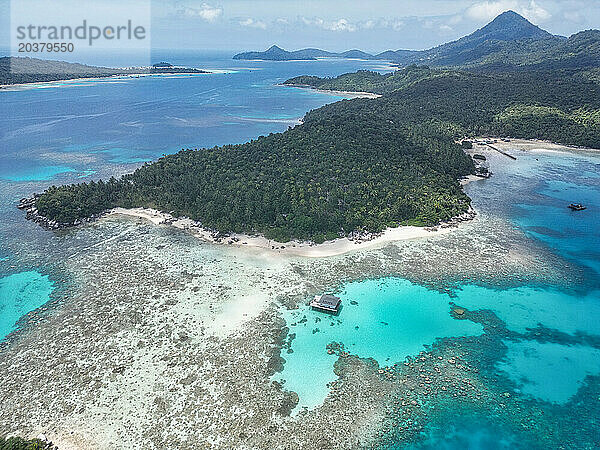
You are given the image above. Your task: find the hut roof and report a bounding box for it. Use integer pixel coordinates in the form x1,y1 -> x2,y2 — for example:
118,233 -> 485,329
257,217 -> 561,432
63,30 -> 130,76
316,294 -> 340,308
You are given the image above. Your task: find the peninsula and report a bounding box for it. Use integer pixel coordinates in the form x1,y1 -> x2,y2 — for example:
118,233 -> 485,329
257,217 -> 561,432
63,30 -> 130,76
22,12 -> 600,244
0,57 -> 210,86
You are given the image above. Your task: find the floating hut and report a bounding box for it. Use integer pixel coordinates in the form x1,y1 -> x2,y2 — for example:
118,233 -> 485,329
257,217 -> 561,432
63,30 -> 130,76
310,294 -> 341,314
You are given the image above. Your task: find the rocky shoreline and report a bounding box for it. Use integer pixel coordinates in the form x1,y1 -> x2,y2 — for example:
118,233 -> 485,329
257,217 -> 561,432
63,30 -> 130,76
18,196 -> 102,230
424,207 -> 477,232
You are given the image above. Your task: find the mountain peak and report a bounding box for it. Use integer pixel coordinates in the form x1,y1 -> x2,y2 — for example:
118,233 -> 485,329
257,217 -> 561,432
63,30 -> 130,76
266,45 -> 285,52
476,10 -> 553,41
496,10 -> 526,20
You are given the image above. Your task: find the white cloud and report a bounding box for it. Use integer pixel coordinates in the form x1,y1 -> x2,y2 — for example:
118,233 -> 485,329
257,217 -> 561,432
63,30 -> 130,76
239,18 -> 267,29
448,14 -> 464,26
301,17 -> 323,28
179,3 -> 223,22
521,0 -> 551,22
378,18 -> 405,31
301,17 -> 357,32
299,16 -> 410,32
328,18 -> 357,32
362,20 -> 376,30
466,0 -> 550,24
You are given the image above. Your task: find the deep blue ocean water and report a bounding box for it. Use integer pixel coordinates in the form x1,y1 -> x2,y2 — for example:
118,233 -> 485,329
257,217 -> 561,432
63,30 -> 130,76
1,51 -> 599,447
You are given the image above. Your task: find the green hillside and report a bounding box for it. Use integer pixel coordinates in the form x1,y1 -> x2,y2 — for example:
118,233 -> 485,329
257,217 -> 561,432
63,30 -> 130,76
31,67 -> 600,242
235,12 -> 600,71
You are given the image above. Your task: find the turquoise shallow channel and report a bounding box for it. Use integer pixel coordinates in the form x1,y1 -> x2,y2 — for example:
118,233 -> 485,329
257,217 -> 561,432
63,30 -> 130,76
277,278 -> 484,412
276,147 -> 600,426
0,271 -> 54,339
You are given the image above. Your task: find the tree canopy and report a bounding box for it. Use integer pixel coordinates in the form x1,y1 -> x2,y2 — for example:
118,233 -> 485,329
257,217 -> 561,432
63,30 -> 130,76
34,67 -> 600,242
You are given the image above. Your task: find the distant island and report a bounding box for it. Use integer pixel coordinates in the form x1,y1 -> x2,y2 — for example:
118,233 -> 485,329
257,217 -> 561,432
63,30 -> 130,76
22,11 -> 600,244
233,45 -> 380,61
235,11 -> 600,71
0,57 -> 211,86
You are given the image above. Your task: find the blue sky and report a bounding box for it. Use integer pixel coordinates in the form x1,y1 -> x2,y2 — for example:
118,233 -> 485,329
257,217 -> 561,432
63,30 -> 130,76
150,0 -> 600,51
2,0 -> 599,53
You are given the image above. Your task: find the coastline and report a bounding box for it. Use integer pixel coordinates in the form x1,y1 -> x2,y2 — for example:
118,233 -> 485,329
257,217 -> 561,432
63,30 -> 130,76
0,71 -> 214,90
281,83 -> 382,99
471,137 -> 600,154
491,138 -> 600,153
3,138 -> 598,449
20,137 -> 598,259
108,206 -> 475,258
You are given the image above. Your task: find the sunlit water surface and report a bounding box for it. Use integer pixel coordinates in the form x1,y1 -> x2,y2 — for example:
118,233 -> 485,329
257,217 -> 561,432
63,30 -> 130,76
1,51 -> 599,448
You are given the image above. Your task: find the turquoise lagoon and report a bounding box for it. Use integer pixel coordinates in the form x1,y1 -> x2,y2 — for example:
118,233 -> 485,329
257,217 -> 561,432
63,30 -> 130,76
0,162 -> 76,182
0,271 -> 54,339
280,281 -> 600,411
278,148 -> 600,428
278,278 -> 484,411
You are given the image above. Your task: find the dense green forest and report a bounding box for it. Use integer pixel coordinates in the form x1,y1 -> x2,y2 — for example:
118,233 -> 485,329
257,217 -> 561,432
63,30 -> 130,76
35,112 -> 473,242
296,69 -> 600,148
285,66 -> 447,94
32,65 -> 600,243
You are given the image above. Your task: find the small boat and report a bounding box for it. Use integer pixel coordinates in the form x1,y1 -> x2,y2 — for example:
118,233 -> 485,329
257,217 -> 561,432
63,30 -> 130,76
568,204 -> 587,211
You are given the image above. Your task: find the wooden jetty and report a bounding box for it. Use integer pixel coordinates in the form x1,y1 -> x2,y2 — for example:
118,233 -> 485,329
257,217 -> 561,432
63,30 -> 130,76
486,144 -> 517,160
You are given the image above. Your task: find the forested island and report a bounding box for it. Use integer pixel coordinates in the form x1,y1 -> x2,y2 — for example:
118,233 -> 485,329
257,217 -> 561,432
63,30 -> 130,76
233,45 -> 376,61
28,65 -> 600,243
0,57 -> 209,86
22,11 -> 600,243
30,90 -> 475,242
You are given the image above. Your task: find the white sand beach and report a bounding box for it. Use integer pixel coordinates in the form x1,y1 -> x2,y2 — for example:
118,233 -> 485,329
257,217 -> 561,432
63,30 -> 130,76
109,207 -> 466,258
472,138 -> 600,154
281,84 -> 382,99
